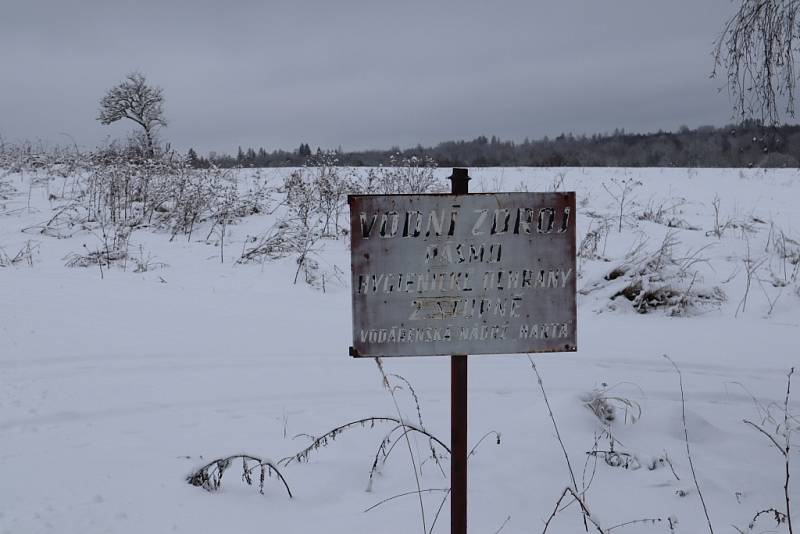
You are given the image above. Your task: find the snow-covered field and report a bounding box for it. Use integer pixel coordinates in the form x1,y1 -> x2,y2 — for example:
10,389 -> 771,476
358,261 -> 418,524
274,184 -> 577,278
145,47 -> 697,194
1,166 -> 799,534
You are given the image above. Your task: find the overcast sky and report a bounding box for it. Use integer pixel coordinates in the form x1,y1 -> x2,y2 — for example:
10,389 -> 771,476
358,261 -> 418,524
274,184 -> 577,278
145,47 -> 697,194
1,1 -> 742,154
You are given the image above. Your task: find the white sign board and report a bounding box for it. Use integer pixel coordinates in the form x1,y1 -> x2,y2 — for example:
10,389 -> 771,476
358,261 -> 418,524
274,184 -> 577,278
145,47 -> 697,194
349,192 -> 577,357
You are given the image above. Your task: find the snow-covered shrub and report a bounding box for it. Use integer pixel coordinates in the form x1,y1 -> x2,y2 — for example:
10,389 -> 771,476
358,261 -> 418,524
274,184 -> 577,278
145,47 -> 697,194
0,173 -> 16,216
708,194 -> 732,239
732,369 -> 797,533
0,140 -> 46,174
131,245 -> 168,273
283,153 -> 353,235
283,170 -> 323,232
64,245 -> 127,269
83,149 -> 172,226
0,241 -> 38,267
0,174 -> 15,201
637,196 -> 698,231
353,154 -> 442,195
582,384 -> 642,425
578,216 -> 612,264
578,232 -> 605,278
279,151 -> 354,239
275,154 -> 441,288
187,454 -> 293,498
582,231 -> 726,316
238,221 -> 302,264
306,151 -> 353,237
765,224 -> 800,286
578,229 -> 603,260
0,139 -> 88,180
581,383 -> 645,471
602,174 -> 641,233
11,142 -> 275,268
280,170 -> 326,284
381,153 -> 442,193
52,148 -> 271,271
63,223 -> 132,271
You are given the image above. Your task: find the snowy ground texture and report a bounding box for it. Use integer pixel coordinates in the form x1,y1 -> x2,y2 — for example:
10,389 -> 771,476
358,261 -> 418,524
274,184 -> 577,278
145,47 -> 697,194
1,165 -> 799,534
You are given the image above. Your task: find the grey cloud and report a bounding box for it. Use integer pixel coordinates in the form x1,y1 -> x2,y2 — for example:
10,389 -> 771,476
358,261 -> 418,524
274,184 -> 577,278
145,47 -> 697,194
0,1 -> 737,153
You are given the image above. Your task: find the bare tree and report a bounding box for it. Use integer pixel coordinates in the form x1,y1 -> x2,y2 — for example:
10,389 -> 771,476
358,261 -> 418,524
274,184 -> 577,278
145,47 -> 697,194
98,72 -> 166,157
713,0 -> 800,125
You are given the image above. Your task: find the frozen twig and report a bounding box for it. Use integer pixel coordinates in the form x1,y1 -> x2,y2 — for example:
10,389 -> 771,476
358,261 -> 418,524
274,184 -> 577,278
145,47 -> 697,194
278,415 -> 449,467
375,358 -> 427,534
468,431 -> 501,458
186,454 -> 292,498
784,367 -> 795,534
662,354 -> 714,534
528,356 -> 589,531
541,487 -> 605,534
362,488 -> 449,514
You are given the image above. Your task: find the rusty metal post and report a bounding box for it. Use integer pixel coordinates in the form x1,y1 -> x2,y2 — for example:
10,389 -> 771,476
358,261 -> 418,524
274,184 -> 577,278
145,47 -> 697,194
449,168 -> 469,534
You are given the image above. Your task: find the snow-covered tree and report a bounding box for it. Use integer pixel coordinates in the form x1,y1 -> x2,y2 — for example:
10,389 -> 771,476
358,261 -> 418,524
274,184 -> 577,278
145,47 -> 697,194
98,72 -> 166,158
714,1 -> 800,125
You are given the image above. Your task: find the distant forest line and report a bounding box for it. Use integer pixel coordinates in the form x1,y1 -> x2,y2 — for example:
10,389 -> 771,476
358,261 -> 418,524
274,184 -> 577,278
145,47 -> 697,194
188,121 -> 800,169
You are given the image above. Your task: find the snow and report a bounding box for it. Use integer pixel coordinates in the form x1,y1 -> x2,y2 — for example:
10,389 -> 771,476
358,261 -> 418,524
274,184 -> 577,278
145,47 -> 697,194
1,166 -> 799,533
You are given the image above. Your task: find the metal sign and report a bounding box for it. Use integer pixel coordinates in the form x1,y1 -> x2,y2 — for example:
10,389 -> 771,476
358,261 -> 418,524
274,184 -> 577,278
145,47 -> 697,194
348,191 -> 576,357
